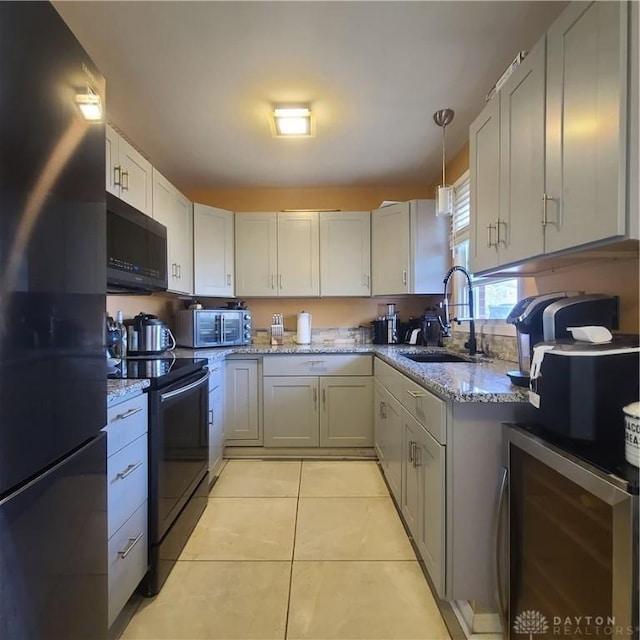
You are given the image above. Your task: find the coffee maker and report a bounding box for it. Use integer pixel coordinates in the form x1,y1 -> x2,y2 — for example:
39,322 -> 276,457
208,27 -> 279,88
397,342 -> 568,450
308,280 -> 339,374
372,304 -> 399,344
505,292 -> 619,387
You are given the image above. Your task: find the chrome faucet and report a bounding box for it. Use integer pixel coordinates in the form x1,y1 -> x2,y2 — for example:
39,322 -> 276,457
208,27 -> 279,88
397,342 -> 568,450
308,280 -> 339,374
442,265 -> 478,356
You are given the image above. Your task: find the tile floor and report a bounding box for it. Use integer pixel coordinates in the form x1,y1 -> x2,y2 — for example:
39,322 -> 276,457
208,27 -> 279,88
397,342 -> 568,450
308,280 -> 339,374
121,460 -> 451,640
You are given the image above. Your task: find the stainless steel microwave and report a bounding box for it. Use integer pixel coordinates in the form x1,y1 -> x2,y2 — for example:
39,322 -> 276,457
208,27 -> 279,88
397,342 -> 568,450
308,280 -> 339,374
106,193 -> 168,293
173,309 -> 252,348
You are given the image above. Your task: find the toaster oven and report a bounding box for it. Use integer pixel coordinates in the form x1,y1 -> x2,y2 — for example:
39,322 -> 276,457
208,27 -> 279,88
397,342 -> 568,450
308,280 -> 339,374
173,309 -> 252,348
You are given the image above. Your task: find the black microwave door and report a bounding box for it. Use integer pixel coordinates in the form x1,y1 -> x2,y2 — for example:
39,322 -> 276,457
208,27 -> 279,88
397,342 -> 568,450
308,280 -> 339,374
106,193 -> 167,292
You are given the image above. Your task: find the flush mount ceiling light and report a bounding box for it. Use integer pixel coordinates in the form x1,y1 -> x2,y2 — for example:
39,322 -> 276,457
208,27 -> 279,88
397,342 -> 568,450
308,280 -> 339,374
270,105 -> 314,137
76,86 -> 103,122
433,108 -> 455,217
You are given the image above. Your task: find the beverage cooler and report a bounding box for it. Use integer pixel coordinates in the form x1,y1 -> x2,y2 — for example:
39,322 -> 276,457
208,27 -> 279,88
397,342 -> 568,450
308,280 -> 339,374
498,425 -> 638,640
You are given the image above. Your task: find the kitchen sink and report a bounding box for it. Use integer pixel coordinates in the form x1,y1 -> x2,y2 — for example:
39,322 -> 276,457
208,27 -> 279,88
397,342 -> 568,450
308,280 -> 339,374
402,353 -> 470,363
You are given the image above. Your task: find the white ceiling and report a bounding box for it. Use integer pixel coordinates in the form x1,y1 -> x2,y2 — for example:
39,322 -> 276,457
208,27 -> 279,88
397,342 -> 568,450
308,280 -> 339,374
54,1 -> 566,192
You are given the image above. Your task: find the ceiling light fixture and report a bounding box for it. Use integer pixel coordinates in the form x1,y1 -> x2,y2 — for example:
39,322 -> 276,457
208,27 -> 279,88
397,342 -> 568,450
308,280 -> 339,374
76,86 -> 103,122
271,105 -> 314,137
433,108 -> 455,216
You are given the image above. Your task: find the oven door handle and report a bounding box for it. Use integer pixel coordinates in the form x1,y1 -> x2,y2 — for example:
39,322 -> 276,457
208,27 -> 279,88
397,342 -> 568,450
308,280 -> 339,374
160,370 -> 210,402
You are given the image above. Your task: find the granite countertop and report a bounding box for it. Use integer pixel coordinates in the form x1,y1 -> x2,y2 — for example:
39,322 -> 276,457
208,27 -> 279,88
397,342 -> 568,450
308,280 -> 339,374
107,379 -> 150,404
172,344 -> 528,404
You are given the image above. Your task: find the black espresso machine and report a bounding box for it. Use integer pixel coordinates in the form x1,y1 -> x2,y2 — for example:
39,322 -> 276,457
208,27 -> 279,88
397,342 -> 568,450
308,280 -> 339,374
505,292 -> 620,387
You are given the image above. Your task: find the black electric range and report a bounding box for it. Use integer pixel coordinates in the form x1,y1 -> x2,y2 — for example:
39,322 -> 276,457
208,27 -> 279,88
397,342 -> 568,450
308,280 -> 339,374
108,357 -> 207,388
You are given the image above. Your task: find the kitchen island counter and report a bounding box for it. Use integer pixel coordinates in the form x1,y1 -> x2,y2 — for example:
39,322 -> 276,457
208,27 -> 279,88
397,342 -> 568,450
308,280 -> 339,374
172,344 -> 527,403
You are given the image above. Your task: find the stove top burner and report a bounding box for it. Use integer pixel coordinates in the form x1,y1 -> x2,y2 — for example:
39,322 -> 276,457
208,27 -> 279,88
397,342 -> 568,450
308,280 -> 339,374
108,357 -> 207,388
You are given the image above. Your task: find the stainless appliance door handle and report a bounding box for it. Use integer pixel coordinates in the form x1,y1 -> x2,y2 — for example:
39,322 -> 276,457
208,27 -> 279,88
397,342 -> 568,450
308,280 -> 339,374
220,315 -> 225,340
111,406 -> 143,423
117,460 -> 143,480
113,165 -> 122,187
160,370 -> 210,402
495,466 -> 509,631
118,532 -> 144,559
209,408 -> 214,425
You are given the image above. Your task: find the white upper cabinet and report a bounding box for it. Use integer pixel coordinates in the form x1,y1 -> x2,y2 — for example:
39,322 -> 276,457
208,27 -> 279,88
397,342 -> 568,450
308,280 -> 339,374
545,0 -> 629,253
235,212 -> 319,297
193,204 -> 234,297
470,37 -> 546,274
371,200 -> 448,296
151,168 -> 193,294
470,0 -> 633,275
320,211 -> 371,297
235,213 -> 278,296
106,124 -> 153,216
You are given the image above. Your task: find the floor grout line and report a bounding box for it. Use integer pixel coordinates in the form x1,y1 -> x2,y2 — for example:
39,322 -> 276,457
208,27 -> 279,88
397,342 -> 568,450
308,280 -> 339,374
284,460 -> 303,640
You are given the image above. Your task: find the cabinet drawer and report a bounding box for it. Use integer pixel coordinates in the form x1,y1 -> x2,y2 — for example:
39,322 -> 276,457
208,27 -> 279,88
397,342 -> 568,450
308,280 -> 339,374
263,354 -> 372,377
108,433 -> 148,538
402,378 -> 446,444
107,393 -> 148,457
108,501 -> 148,627
374,358 -> 403,400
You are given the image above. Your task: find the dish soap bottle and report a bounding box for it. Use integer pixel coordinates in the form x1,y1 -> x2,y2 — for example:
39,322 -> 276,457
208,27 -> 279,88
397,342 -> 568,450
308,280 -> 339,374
115,310 -> 127,358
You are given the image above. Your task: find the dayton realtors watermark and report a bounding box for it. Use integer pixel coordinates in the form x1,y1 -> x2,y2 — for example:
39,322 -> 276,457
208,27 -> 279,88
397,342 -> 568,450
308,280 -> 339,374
513,610 -> 636,638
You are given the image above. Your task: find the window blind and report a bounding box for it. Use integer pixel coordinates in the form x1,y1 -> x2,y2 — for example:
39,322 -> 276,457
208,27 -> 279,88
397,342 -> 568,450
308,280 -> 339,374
449,170 -> 470,249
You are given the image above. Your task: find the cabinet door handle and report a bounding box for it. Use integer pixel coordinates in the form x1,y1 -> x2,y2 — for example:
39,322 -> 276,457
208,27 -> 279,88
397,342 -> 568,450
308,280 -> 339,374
121,170 -> 129,191
542,193 -> 552,227
379,401 -> 387,419
408,440 -> 414,463
177,263 -> 181,279
270,274 -> 275,289
118,532 -> 144,559
413,443 -> 421,467
402,269 -> 407,285
279,275 -> 283,289
116,460 -> 143,480
322,388 -> 326,408
363,274 -> 370,289
226,274 -> 231,286
496,219 -> 506,246
407,389 -> 426,398
111,406 -> 143,423
487,224 -> 495,247
113,165 -> 122,187
313,387 -> 317,410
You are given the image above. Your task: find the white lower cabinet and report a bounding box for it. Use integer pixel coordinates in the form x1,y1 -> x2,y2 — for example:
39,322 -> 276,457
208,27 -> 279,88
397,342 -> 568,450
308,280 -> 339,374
208,362 -> 225,478
106,392 -> 148,628
224,359 -> 261,445
374,356 -> 532,604
263,355 -> 373,448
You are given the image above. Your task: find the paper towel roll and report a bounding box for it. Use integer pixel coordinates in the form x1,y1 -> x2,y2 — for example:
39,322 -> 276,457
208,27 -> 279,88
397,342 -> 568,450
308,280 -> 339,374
296,312 -> 312,345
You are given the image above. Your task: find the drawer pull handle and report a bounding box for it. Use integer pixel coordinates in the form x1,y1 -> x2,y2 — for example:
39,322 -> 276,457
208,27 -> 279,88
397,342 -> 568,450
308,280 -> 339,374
111,406 -> 143,423
117,460 -> 143,480
118,532 -> 143,559
407,390 -> 426,398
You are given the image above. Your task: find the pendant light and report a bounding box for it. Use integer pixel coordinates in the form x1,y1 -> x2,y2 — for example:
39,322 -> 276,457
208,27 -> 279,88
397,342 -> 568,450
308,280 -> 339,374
433,108 -> 455,216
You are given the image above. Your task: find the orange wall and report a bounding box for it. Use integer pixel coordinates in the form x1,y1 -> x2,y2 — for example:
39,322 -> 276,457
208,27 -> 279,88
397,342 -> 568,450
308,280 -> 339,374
185,185 -> 430,212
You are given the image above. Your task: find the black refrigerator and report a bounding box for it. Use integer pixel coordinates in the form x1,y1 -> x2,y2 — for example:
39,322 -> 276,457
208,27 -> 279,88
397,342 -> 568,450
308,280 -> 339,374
0,3 -> 108,639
